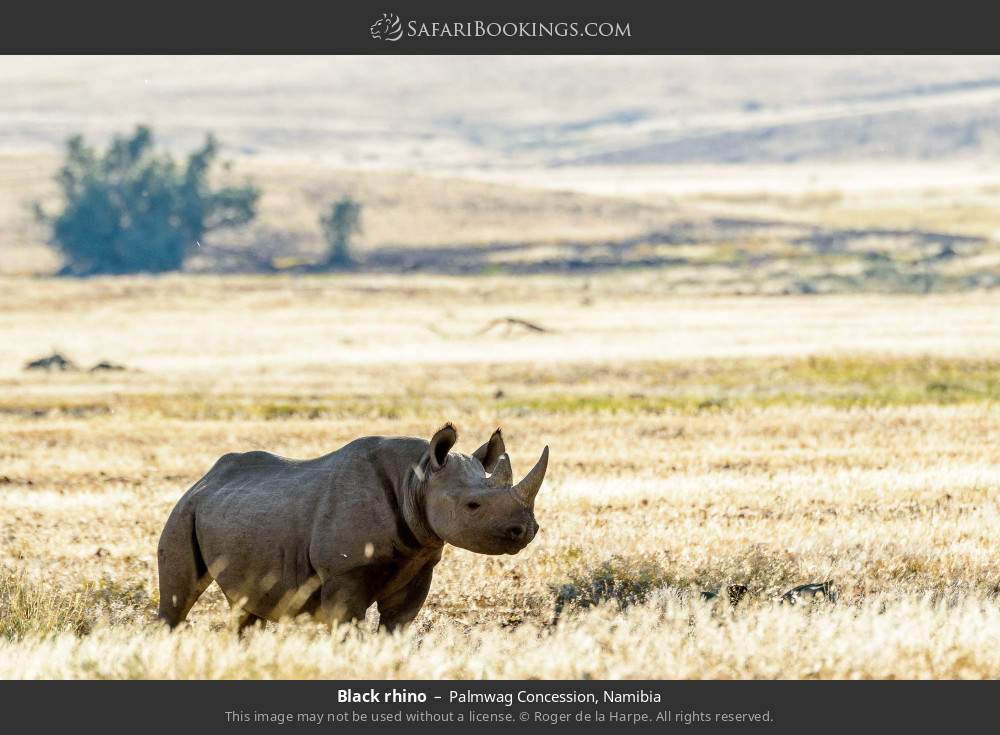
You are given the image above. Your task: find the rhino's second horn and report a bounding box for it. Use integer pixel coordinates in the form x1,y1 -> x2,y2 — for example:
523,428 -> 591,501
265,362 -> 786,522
489,453 -> 513,486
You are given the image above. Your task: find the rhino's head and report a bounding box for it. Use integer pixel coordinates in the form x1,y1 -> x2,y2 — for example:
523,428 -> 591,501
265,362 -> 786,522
418,424 -> 548,555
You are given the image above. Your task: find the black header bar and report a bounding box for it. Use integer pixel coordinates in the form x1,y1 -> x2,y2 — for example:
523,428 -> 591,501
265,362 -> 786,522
2,2 -> 997,54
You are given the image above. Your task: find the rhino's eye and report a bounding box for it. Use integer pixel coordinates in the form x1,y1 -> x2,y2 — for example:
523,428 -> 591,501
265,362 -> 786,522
466,501 -> 481,511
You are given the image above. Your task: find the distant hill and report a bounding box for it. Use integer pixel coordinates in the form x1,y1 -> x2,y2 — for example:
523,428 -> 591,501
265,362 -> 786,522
3,56 -> 1000,168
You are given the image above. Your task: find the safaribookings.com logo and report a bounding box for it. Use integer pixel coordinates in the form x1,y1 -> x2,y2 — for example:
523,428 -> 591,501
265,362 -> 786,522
370,13 -> 631,42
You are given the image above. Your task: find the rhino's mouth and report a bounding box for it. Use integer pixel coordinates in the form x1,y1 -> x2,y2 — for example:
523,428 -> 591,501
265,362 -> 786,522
493,531 -> 536,554
457,533 -> 534,556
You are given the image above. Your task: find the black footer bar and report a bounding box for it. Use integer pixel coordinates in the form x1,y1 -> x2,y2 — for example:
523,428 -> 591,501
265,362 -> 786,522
4,680 -> 992,733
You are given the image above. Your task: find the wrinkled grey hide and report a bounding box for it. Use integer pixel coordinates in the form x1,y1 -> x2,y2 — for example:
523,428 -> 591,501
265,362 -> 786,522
156,425 -> 548,632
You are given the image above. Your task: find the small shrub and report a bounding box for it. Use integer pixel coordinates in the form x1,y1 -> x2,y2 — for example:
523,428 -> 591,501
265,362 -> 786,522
0,569 -> 151,640
551,555 -> 671,621
320,196 -> 362,268
0,568 -> 93,639
692,544 -> 805,594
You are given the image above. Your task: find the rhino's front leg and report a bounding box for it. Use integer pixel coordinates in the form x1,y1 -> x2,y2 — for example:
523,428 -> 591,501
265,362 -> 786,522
377,562 -> 436,632
318,572 -> 371,626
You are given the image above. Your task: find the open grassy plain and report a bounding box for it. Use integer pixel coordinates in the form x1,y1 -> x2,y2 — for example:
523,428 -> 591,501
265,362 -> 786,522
1,274 -> 999,678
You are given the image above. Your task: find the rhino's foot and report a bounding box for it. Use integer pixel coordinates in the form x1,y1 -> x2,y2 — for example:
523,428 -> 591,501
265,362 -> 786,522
236,611 -> 267,636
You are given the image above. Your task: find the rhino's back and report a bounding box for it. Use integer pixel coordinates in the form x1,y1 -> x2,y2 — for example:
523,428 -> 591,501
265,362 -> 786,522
189,436 -> 425,525
193,449 -> 332,510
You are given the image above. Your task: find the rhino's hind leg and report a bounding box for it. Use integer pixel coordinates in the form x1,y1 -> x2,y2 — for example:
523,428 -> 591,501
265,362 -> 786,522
156,501 -> 211,628
318,574 -> 370,627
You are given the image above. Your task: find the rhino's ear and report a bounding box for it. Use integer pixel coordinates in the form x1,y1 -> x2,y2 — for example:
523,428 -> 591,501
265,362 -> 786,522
472,428 -> 505,472
428,424 -> 458,472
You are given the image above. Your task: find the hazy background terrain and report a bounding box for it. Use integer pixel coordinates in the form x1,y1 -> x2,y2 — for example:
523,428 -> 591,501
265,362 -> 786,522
7,56 -> 1000,166
3,55 -> 1000,286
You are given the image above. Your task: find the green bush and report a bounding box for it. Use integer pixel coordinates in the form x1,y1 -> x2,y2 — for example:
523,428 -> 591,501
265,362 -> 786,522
551,555 -> 672,621
320,196 -> 363,267
35,126 -> 259,275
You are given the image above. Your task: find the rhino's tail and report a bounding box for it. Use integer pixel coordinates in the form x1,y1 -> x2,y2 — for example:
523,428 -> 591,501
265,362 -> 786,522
156,495 -> 211,628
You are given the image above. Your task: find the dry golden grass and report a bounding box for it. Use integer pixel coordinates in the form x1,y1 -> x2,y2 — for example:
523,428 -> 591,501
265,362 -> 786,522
1,273 -> 999,678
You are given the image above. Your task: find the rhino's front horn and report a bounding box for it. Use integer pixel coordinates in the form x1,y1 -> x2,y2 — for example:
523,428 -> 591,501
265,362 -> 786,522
513,446 -> 549,505
489,453 -> 513,487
